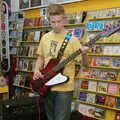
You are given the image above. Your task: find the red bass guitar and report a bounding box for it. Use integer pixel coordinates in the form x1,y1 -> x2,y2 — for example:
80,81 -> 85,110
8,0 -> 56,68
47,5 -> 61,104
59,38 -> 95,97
31,21 -> 120,96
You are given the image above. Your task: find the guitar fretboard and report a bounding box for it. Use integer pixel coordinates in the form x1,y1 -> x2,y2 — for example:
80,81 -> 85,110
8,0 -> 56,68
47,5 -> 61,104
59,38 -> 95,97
53,49 -> 82,72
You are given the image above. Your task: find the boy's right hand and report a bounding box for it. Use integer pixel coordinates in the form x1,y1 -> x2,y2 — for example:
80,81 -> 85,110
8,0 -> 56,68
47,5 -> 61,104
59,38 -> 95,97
33,71 -> 44,80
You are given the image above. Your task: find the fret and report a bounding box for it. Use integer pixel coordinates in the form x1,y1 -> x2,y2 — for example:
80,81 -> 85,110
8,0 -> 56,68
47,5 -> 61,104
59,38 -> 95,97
54,49 -> 82,72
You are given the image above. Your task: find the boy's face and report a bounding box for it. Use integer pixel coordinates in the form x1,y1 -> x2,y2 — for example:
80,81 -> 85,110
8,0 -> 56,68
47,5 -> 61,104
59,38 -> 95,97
49,14 -> 65,33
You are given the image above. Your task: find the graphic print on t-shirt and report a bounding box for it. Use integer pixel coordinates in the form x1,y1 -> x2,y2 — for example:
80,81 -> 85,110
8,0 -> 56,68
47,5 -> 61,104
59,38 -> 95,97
49,40 -> 58,57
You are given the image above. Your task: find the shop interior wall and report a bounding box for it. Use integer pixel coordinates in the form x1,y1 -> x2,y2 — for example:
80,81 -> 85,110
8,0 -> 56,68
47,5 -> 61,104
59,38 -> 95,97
24,0 -> 120,18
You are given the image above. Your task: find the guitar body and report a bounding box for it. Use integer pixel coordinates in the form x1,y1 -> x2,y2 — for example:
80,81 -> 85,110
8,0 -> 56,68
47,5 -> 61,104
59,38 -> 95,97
31,59 -> 64,96
41,59 -> 59,78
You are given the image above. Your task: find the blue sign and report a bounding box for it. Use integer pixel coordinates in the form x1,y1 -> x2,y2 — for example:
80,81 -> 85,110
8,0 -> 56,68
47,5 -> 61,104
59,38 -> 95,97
85,21 -> 105,30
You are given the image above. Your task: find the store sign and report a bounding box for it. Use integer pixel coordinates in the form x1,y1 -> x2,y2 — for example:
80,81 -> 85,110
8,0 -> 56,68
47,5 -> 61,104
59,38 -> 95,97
85,21 -> 105,30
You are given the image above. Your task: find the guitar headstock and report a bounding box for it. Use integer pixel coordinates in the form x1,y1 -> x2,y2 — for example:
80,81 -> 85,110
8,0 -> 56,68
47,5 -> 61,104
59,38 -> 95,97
83,34 -> 101,47
84,20 -> 120,47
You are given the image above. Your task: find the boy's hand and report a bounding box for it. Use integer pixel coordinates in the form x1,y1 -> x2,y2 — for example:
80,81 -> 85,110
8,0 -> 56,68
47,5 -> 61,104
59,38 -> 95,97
81,45 -> 89,54
33,71 -> 44,80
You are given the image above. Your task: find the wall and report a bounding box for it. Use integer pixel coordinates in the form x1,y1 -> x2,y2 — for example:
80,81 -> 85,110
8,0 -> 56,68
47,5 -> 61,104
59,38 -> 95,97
64,0 -> 120,13
24,0 -> 120,18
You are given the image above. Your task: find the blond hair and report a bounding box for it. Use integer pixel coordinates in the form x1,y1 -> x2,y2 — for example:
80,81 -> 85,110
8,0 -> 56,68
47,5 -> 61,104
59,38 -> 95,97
47,4 -> 65,19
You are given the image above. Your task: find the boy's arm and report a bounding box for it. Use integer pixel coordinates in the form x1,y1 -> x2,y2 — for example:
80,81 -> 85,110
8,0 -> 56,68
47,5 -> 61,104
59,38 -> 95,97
33,55 -> 45,80
81,53 -> 89,67
81,46 -> 89,67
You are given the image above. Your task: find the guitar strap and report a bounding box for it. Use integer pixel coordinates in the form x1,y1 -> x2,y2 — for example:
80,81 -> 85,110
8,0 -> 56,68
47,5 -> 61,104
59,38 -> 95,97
57,31 -> 72,61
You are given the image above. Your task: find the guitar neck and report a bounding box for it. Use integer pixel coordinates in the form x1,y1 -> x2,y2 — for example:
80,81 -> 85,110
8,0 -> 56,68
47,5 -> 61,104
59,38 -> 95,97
53,49 -> 82,72
53,35 -> 102,72
83,34 -> 101,47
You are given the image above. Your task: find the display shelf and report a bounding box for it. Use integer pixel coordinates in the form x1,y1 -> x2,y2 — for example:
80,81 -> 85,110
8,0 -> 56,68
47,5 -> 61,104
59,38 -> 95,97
86,30 -> 102,32
81,112 -> 104,120
18,41 -> 40,43
72,99 -> 105,120
78,88 -> 120,98
85,115 -> 104,120
8,12 -> 23,56
88,53 -> 120,57
13,84 -> 32,90
23,23 -> 85,30
89,66 -> 120,70
88,16 -> 120,21
95,41 -> 120,44
18,56 -> 37,59
75,99 -> 120,111
73,8 -> 120,119
23,25 -> 51,30
0,86 -> 8,93
75,77 -> 120,84
64,23 -> 85,27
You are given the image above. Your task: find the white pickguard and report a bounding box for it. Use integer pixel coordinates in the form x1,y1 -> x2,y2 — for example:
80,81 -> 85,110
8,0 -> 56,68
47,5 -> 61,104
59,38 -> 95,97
45,73 -> 68,86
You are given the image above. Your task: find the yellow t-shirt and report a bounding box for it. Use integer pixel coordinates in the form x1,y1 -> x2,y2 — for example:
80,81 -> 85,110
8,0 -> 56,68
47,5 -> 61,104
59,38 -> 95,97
37,30 -> 81,91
